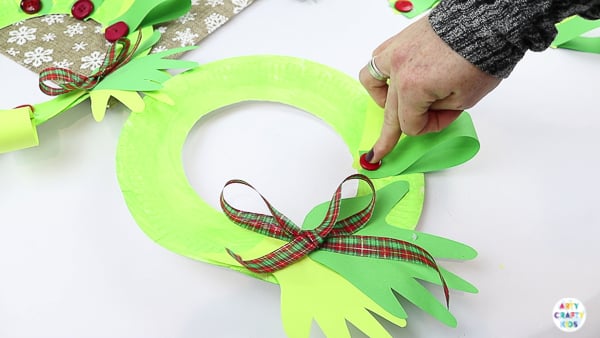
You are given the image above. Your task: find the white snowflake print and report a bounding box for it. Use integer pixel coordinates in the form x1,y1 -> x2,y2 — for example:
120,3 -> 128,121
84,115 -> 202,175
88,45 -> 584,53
192,0 -> 200,5
94,25 -> 103,34
53,59 -> 74,68
232,0 -> 251,13
64,23 -> 86,37
157,26 -> 168,34
204,13 -> 228,33
72,42 -> 88,52
12,20 -> 25,26
81,51 -> 105,70
152,45 -> 167,53
6,48 -> 20,56
40,14 -> 66,25
177,12 -> 197,24
172,28 -> 199,46
41,33 -> 56,42
205,0 -> 224,6
24,47 -> 53,67
7,26 -> 37,45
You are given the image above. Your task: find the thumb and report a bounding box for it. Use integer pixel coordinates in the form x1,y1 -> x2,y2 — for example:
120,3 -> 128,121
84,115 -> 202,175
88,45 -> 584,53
402,109 -> 463,135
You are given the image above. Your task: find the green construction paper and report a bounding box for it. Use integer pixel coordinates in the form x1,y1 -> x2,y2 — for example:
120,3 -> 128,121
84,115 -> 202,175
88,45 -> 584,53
361,112 -> 480,178
91,0 -> 133,26
116,55 -> 411,281
107,0 -> 191,32
0,106 -> 39,153
274,257 -> 406,338
552,16 -> 600,51
557,37 -> 600,53
304,182 -> 478,326
32,91 -> 89,125
94,46 -> 198,92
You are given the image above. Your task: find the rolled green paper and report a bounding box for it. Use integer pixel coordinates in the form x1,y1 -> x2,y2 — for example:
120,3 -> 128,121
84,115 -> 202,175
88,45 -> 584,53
0,106 -> 39,154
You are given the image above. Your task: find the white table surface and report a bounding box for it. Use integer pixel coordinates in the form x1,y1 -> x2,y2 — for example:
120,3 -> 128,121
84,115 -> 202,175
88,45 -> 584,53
1,1 -> 600,337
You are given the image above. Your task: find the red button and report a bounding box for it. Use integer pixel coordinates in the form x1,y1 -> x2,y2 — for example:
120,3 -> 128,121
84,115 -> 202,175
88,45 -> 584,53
71,0 -> 94,20
105,21 -> 129,42
360,153 -> 382,171
394,0 -> 414,12
21,0 -> 41,14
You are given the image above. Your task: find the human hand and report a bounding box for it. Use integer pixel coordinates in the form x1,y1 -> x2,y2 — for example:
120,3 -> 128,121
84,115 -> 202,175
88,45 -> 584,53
359,15 -> 501,164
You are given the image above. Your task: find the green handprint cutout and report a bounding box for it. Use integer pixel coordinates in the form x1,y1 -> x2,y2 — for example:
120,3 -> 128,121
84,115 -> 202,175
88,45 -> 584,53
274,257 -> 407,338
305,180 -> 478,327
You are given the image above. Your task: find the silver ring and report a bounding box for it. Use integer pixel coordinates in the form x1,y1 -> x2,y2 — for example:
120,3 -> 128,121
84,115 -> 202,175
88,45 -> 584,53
367,56 -> 389,81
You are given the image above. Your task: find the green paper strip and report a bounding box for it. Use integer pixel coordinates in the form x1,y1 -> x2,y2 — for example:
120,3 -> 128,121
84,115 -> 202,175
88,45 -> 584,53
552,16 -> 600,52
0,106 -> 39,153
361,112 -> 480,178
304,181 -> 478,327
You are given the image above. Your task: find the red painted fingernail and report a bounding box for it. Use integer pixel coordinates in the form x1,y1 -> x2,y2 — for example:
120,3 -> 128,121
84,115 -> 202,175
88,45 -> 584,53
360,151 -> 382,171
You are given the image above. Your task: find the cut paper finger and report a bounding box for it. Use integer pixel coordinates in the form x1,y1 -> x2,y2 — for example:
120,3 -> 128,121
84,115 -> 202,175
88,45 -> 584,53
360,112 -> 480,178
90,89 -> 145,121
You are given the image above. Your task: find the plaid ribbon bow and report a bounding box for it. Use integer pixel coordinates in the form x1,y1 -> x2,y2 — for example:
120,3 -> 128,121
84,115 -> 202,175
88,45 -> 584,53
220,173 -> 449,306
38,34 -> 142,96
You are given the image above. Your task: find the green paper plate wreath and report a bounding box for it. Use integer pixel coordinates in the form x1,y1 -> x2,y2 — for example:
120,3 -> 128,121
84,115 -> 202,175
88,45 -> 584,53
116,55 -> 480,337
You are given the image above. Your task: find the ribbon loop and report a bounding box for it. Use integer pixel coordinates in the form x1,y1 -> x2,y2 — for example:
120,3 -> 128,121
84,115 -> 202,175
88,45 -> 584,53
220,174 -> 450,307
38,34 -> 142,96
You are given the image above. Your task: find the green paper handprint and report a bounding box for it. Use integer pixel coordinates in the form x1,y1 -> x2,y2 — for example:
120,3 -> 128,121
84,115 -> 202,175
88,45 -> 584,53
274,257 -> 407,338
305,180 -> 478,327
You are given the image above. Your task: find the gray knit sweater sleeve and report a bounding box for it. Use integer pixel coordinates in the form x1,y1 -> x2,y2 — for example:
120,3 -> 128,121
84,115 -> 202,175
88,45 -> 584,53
429,0 -> 600,78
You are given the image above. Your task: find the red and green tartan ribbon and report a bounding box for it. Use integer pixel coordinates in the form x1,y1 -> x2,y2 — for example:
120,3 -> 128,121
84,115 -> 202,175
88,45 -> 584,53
38,34 -> 142,96
220,173 -> 450,307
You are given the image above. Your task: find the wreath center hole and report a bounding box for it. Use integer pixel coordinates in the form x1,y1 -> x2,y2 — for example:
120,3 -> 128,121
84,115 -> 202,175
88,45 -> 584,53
183,101 -> 357,226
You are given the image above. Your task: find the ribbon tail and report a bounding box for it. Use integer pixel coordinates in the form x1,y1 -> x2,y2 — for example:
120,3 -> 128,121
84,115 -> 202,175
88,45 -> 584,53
322,235 -> 450,308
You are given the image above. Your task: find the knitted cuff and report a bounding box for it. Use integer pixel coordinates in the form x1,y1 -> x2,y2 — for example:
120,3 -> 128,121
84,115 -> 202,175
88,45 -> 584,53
428,0 -> 555,78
